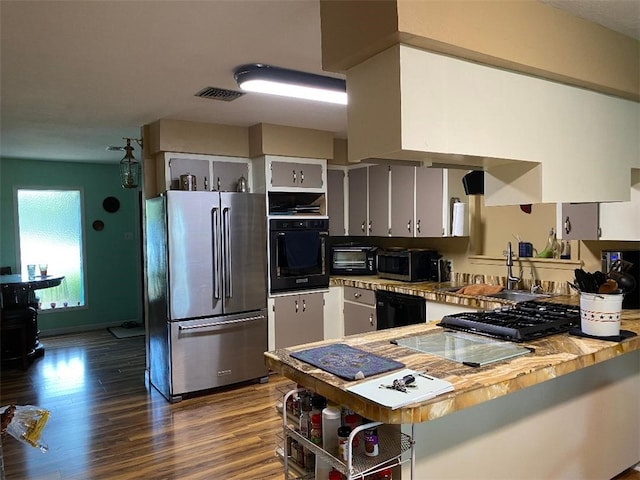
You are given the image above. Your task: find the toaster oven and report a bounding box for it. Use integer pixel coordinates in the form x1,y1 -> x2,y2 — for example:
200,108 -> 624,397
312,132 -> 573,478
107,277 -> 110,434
329,245 -> 377,275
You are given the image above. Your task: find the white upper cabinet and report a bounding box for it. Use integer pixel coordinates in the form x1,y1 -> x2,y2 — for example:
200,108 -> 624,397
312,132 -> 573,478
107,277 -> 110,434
346,44 -> 639,205
599,169 -> 640,240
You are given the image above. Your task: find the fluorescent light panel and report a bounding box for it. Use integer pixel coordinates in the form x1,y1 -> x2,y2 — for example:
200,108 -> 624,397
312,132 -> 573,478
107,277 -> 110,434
234,64 -> 347,105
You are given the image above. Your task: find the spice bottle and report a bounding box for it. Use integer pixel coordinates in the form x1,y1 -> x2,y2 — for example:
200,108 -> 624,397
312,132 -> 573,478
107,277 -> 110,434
377,468 -> 393,479
299,393 -> 311,438
363,425 -> 379,457
328,469 -> 343,480
310,413 -> 323,445
337,425 -> 352,461
344,411 -> 360,448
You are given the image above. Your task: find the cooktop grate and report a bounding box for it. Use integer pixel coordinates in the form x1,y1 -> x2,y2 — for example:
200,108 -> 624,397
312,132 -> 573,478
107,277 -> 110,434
438,301 -> 580,342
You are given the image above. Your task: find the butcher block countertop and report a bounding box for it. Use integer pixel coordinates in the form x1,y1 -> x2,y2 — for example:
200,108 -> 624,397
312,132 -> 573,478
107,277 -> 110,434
264,306 -> 640,425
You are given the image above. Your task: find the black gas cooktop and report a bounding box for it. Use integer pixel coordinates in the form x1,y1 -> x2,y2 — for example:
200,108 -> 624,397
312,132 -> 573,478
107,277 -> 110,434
437,301 -> 580,342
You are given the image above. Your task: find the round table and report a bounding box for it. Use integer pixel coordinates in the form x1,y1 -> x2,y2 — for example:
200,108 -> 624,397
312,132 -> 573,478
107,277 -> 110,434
1,274 -> 64,366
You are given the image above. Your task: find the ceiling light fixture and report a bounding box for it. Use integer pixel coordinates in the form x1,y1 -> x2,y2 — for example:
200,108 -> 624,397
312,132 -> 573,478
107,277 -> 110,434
119,138 -> 142,189
233,63 -> 347,105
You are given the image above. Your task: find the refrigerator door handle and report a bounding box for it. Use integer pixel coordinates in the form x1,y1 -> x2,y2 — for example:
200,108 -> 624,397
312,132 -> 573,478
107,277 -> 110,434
212,206 -> 222,300
178,315 -> 266,330
223,206 -> 232,298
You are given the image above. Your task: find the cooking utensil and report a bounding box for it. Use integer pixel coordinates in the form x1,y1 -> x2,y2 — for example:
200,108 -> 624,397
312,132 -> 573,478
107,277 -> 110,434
597,279 -> 618,294
567,281 -> 582,295
574,268 -> 598,293
608,270 -> 636,294
593,270 -> 607,288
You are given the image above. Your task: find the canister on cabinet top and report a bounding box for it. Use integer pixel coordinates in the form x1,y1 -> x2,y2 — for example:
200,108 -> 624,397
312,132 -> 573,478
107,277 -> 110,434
180,173 -> 197,191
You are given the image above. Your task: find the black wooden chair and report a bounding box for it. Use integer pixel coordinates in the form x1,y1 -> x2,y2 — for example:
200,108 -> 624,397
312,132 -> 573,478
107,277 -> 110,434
0,307 -> 35,370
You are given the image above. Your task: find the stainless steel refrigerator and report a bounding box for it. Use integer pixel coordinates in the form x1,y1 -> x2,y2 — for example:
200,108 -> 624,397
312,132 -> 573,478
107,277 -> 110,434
145,190 -> 268,402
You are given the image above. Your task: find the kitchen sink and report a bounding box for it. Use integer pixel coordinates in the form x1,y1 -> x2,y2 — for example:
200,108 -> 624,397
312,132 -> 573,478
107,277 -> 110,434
434,286 -> 469,293
435,286 -> 553,303
486,290 -> 552,302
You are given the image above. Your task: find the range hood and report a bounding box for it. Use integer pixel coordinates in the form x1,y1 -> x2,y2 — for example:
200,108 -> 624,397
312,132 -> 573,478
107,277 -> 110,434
345,44 -> 639,205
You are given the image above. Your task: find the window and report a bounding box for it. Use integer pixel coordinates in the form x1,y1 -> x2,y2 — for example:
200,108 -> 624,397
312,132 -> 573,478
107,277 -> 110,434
17,189 -> 85,310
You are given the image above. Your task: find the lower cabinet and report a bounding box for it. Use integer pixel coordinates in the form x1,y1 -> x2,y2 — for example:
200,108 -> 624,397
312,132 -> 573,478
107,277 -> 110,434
343,286 -> 377,336
426,301 -> 479,322
278,387 -> 414,479
273,292 -> 324,350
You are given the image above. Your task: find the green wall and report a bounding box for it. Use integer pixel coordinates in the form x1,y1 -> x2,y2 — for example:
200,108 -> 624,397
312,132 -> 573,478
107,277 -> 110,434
1,158 -> 142,335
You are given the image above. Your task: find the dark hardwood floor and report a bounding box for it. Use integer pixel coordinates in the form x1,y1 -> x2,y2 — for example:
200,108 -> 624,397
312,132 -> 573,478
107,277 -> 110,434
1,330 -> 290,480
2,330 -> 638,480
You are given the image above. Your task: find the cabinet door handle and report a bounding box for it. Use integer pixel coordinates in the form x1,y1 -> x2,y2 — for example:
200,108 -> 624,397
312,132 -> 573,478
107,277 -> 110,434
361,221 -> 366,233
217,177 -> 221,192
302,299 -> 306,312
416,219 -> 421,234
292,170 -> 297,184
353,292 -> 361,298
300,170 -> 304,184
407,219 -> 412,233
295,299 -> 299,313
204,176 -> 208,191
564,216 -> 572,235
368,221 -> 372,233
369,313 -> 374,326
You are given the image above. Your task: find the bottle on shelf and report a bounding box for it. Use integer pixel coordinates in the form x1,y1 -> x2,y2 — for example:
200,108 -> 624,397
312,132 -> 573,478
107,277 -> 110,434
322,405 -> 342,456
310,413 -> 323,446
329,468 -> 346,480
299,392 -> 311,438
343,409 -> 361,449
363,424 -> 379,457
337,425 -> 352,461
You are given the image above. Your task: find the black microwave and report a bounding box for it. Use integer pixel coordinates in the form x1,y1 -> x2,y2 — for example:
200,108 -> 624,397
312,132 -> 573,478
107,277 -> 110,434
377,249 -> 442,282
330,245 -> 377,275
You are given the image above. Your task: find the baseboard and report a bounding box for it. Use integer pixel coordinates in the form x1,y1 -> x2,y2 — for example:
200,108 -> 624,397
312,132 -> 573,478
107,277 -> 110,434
40,319 -> 142,337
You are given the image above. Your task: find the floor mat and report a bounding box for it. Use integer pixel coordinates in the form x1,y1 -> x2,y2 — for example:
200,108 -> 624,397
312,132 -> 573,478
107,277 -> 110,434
107,326 -> 145,339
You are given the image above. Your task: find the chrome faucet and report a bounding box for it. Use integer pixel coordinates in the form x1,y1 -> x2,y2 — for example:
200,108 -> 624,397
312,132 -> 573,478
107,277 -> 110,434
505,241 -> 522,290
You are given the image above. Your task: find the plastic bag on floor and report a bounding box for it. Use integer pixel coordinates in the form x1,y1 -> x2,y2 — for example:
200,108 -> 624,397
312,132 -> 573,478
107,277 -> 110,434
1,405 -> 50,452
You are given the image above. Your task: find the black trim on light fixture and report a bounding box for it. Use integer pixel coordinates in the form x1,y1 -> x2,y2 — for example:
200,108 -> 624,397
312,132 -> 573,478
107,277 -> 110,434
233,63 -> 347,105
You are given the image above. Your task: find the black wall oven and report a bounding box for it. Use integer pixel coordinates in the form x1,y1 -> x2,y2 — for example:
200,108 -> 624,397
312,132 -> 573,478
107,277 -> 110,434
269,218 -> 329,293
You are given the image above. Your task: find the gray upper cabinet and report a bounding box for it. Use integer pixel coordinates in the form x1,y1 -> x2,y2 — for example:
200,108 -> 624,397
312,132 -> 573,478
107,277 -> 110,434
270,160 -> 324,190
368,165 -> 390,236
168,157 -> 210,191
348,166 -> 369,235
560,203 -> 600,240
161,153 -> 251,193
211,161 -> 248,192
390,165 -> 444,237
327,168 -> 346,236
389,165 -> 415,237
415,167 -> 444,237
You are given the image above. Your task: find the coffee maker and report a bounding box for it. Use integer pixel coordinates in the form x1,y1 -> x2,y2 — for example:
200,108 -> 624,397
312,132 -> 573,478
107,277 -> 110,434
601,249 -> 640,309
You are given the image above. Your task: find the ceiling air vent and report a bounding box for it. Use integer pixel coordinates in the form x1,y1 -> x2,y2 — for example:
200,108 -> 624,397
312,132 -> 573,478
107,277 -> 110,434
194,87 -> 245,102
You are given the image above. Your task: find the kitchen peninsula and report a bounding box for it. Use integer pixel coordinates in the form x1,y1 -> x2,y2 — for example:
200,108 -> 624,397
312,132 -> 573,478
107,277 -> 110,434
265,308 -> 640,479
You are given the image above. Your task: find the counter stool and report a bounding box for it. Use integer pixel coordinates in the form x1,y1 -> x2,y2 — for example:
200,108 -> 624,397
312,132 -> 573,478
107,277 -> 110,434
0,306 -> 36,370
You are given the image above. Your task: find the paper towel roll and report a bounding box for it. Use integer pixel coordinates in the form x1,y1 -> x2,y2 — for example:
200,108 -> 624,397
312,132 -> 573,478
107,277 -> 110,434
452,202 -> 466,237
